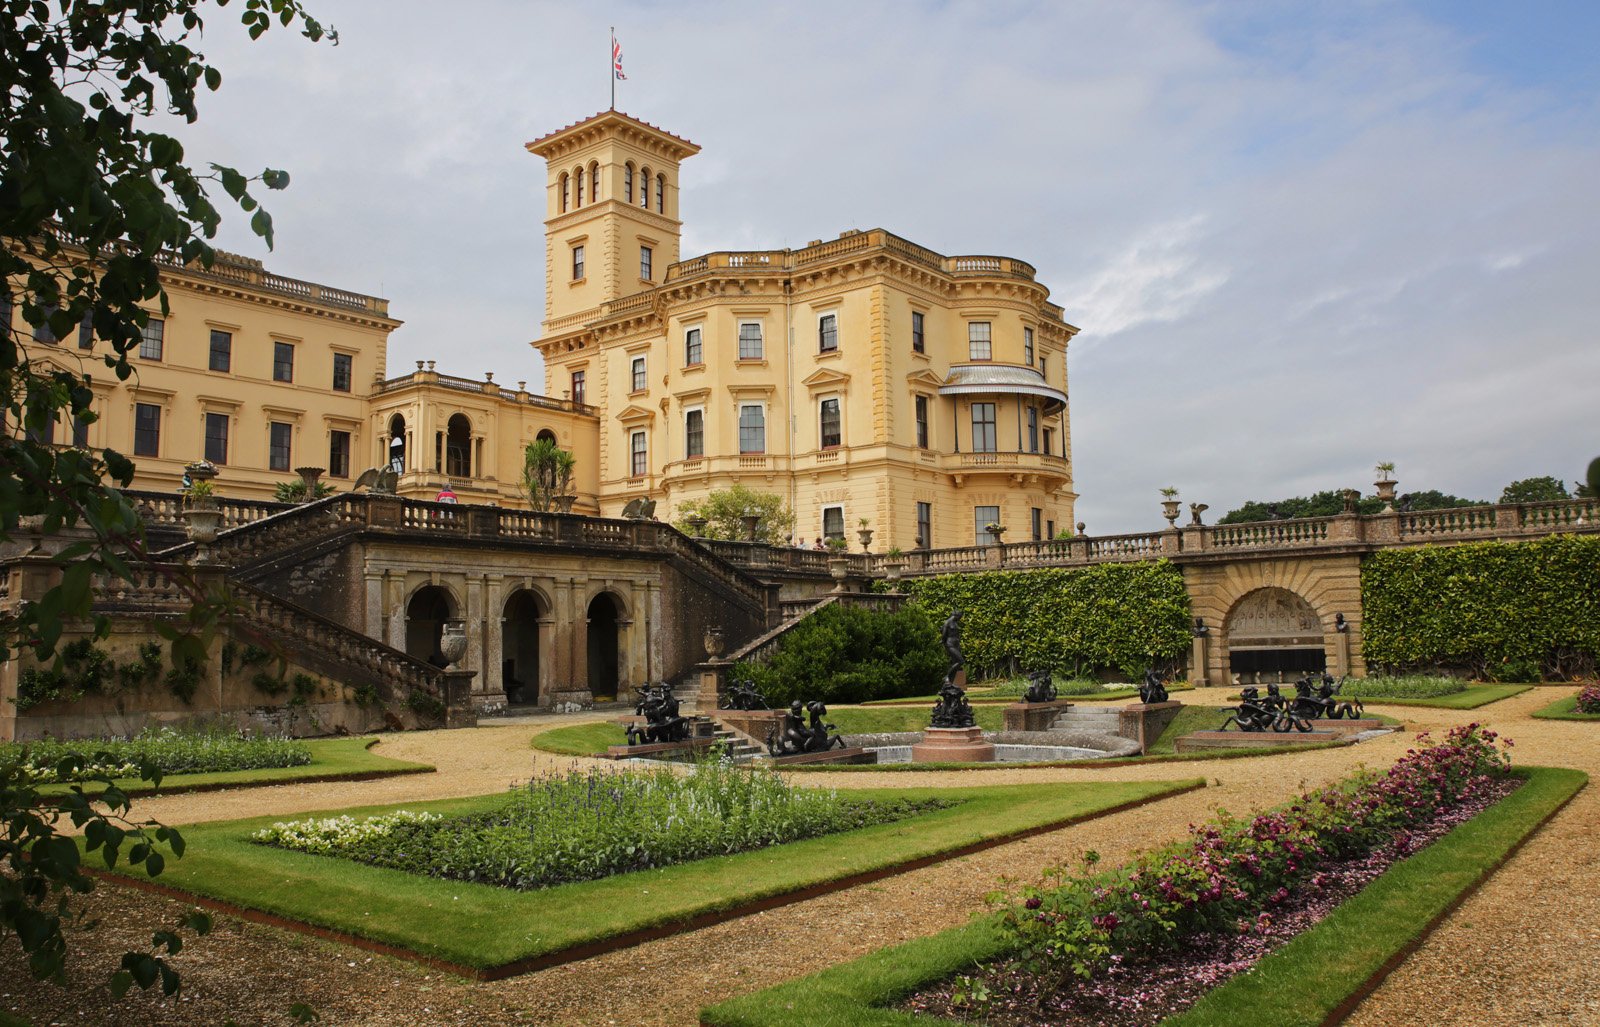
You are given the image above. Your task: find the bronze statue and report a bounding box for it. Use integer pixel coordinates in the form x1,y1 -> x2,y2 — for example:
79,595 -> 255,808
1220,685 -> 1311,734
1022,668 -> 1057,703
941,609 -> 965,685
720,679 -> 770,711
1139,669 -> 1169,705
766,699 -> 845,755
931,677 -> 977,728
625,682 -> 690,745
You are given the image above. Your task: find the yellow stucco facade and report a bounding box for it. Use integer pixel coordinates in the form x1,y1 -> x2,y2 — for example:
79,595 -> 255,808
529,111 -> 1079,550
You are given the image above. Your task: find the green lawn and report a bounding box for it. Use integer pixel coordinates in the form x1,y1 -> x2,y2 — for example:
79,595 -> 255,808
1357,684 -> 1531,709
39,736 -> 432,798
1530,692 -> 1600,721
95,778 -> 1200,974
530,721 -> 629,755
700,765 -> 1586,1027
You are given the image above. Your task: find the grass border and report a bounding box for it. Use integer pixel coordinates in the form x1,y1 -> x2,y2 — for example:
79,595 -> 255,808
1348,684 -> 1531,709
860,684 -> 1196,707
698,765 -> 1585,1027
36,737 -> 434,798
91,778 -> 1203,980
1529,692 -> 1600,721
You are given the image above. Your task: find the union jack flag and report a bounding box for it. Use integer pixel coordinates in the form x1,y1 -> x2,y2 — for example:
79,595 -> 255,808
612,34 -> 627,80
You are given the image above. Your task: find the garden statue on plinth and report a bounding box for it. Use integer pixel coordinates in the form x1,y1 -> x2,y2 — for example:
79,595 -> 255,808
720,679 -> 770,711
1220,687 -> 1311,734
1022,668 -> 1057,704
767,700 -> 846,756
1139,669 -> 1169,705
929,609 -> 976,727
625,682 -> 691,746
1291,673 -> 1363,720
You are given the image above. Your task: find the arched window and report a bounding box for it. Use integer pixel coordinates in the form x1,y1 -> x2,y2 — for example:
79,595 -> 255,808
574,166 -> 584,206
536,428 -> 557,445
590,162 -> 600,202
624,162 -> 634,203
655,174 -> 665,213
387,413 -> 406,473
446,413 -> 472,478
639,167 -> 651,208
559,173 -> 569,212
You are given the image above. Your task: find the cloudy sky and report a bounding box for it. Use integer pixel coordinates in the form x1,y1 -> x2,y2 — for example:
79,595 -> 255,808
175,0 -> 1600,531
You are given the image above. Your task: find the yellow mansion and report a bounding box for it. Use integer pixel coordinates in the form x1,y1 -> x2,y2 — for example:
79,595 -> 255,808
8,110 -> 1079,549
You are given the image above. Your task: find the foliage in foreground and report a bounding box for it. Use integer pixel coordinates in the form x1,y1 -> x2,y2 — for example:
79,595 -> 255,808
253,759 -> 946,890
898,563 -> 1192,680
730,602 -> 945,705
0,726 -> 311,783
1577,685 -> 1600,715
1361,535 -> 1600,680
992,725 -> 1512,990
1334,675 -> 1465,699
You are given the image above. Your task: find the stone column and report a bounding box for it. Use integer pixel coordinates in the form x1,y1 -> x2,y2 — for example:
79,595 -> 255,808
1190,631 -> 1209,686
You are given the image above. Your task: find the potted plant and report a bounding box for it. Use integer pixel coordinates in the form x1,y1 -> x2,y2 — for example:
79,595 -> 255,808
181,479 -> 222,544
1160,486 -> 1181,527
985,521 -> 1005,544
1374,461 -> 1398,510
882,545 -> 905,583
857,516 -> 873,552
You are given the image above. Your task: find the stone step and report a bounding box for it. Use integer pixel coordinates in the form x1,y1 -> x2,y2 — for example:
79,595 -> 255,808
1052,713 -> 1123,730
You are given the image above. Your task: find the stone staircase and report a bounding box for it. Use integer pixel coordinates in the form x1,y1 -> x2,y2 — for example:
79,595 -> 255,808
1050,705 -> 1128,734
697,716 -> 766,762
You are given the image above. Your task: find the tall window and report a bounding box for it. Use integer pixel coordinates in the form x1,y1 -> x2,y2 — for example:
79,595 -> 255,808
133,402 -> 160,457
560,173 -> 570,212
268,421 -> 292,471
818,313 -> 838,353
33,302 -> 58,343
624,163 -> 634,203
273,341 -> 294,382
684,327 -> 703,365
630,430 -> 647,477
1042,427 -> 1055,457
571,370 -> 586,405
1024,327 -> 1035,365
738,404 -> 765,453
915,395 -> 929,448
630,355 -> 646,392
916,502 -> 932,549
204,412 -> 229,465
911,310 -> 925,353
329,430 -> 351,478
1026,406 -> 1039,453
590,163 -> 599,202
819,397 -> 842,449
1039,355 -> 1048,380
71,414 -> 89,448
822,506 -> 844,541
0,291 -> 10,337
139,317 -> 164,359
209,329 -> 231,372
640,245 -> 653,280
971,402 -> 997,452
1031,507 -> 1044,541
684,409 -> 704,459
738,322 -> 763,360
655,174 -> 664,211
967,322 -> 992,361
332,352 -> 353,392
572,244 -> 585,280
639,166 -> 651,207
975,505 -> 1001,546
77,313 -> 93,349
575,166 -> 583,205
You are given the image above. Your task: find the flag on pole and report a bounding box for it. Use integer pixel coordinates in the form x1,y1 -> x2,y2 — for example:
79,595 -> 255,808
612,33 -> 627,80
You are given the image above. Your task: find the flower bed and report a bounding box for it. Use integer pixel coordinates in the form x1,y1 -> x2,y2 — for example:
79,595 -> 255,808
1577,685 -> 1600,714
1335,675 -> 1465,699
254,760 -> 946,890
0,726 -> 312,782
906,724 -> 1513,1026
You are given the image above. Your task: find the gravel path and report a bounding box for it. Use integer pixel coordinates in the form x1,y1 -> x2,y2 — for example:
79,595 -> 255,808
1,687 -> 1593,1026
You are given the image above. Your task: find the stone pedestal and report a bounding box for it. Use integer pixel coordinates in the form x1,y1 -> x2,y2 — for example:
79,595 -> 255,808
768,746 -> 876,766
716,708 -> 785,749
910,726 -> 996,763
1003,699 -> 1075,732
1118,701 -> 1183,754
442,669 -> 478,729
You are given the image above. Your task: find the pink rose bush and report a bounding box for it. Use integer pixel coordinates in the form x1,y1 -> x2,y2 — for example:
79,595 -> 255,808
1576,685 -> 1600,714
993,724 -> 1512,991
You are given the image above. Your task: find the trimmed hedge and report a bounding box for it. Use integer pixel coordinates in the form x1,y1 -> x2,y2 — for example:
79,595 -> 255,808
1361,535 -> 1600,680
729,603 -> 945,705
896,563 -> 1192,680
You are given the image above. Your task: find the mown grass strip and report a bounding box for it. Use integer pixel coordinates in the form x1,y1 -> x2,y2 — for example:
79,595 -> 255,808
1356,684 -> 1531,709
698,766 -> 1584,1027
1529,692 -> 1600,721
38,737 -> 432,798
528,721 -> 627,756
93,778 -> 1200,976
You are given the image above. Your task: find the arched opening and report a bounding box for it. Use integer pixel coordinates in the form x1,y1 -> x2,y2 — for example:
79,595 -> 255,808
655,173 -> 665,213
535,428 -> 557,445
560,172 -> 570,212
624,161 -> 634,203
639,166 -> 651,208
387,413 -> 406,472
586,592 -> 622,700
501,589 -> 544,705
445,413 -> 471,478
574,165 -> 584,206
1226,587 -> 1327,683
405,586 -> 455,666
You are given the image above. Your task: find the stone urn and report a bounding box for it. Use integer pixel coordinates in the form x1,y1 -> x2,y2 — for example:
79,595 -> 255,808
686,515 -> 708,537
439,620 -> 469,667
857,528 -> 874,552
182,505 -> 222,544
1374,476 -> 1398,512
703,626 -> 725,660
1161,500 -> 1181,527
554,494 -> 577,514
881,556 -> 904,584
987,524 -> 1005,545
827,553 -> 850,591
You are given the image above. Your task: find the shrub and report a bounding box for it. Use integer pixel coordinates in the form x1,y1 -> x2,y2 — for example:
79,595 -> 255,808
986,676 -> 1107,699
729,603 -> 944,705
0,726 -> 311,782
1336,675 -> 1466,699
898,563 -> 1191,680
1361,535 -> 1600,680
1576,685 -> 1600,715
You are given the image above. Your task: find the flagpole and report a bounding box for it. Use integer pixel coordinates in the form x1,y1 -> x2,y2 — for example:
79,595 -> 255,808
609,27 -> 615,110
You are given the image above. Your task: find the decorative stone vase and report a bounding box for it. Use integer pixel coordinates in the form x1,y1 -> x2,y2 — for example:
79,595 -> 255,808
703,626 -> 725,659
182,504 -> 223,544
439,620 -> 469,666
857,528 -> 874,552
1161,500 -> 1181,527
1374,477 -> 1398,512
827,554 -> 850,591
686,515 -> 708,537
988,525 -> 1006,545
741,514 -> 762,542
882,558 -> 904,583
554,494 -> 577,514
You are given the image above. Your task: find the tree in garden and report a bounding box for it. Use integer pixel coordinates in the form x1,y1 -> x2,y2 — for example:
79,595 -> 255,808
1,0 -> 334,996
672,484 -> 795,543
1499,476 -> 1570,504
520,436 -> 576,511
1217,487 -> 1484,524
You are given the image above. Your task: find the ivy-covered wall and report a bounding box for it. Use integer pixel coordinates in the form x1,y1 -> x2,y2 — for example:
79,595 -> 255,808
897,562 -> 1193,679
1360,535 -> 1600,680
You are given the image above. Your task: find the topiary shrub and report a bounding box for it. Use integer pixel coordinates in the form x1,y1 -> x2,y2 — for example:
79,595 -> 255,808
729,603 -> 944,706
